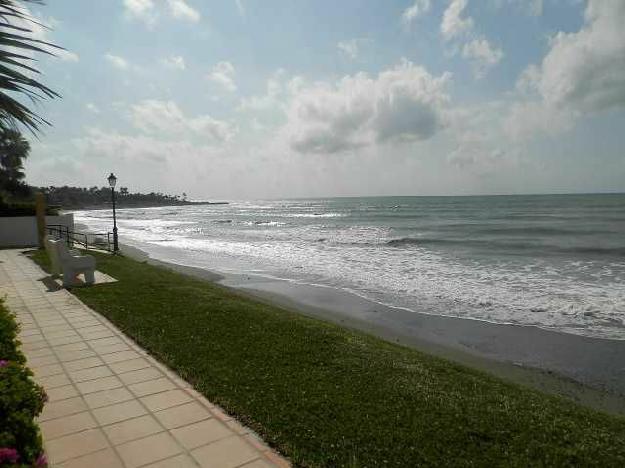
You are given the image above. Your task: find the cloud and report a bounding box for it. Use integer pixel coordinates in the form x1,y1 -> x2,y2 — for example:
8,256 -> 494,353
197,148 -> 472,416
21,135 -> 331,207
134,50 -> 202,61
337,39 -> 369,60
285,59 -> 451,154
123,0 -> 157,25
507,0 -> 625,139
57,50 -> 79,62
167,0 -> 201,22
441,0 -> 473,41
86,103 -> 100,114
402,0 -> 431,26
520,0 -> 625,113
462,37 -> 504,77
161,55 -> 186,70
105,53 -> 129,70
129,99 -> 236,142
208,61 -> 237,92
528,0 -> 543,16
235,0 -> 245,17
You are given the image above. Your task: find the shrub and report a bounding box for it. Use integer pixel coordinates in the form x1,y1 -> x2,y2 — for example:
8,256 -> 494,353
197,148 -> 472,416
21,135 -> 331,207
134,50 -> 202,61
0,299 -> 47,467
0,200 -> 59,217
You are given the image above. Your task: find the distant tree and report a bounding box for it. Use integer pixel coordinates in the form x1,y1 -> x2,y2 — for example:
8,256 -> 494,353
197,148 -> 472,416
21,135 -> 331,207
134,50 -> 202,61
0,127 -> 30,197
120,186 -> 128,196
0,0 -> 61,133
182,192 -> 187,201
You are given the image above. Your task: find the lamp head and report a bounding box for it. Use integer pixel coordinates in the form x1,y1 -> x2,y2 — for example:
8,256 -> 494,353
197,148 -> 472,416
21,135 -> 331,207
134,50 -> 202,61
107,173 -> 117,188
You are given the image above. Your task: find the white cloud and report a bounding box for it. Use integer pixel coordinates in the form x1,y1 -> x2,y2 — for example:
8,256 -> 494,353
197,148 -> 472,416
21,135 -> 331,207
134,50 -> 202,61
208,61 -> 237,92
462,37 -> 504,77
284,59 -> 451,154
105,53 -> 129,70
337,39 -> 368,60
161,55 -> 186,70
167,0 -> 201,23
441,0 -> 473,41
508,0 -> 625,139
129,99 -> 235,142
235,0 -> 245,17
237,69 -> 294,113
520,0 -> 625,113
57,50 -> 79,62
402,0 -> 431,26
529,0 -> 543,16
86,103 -> 100,114
123,0 -> 157,25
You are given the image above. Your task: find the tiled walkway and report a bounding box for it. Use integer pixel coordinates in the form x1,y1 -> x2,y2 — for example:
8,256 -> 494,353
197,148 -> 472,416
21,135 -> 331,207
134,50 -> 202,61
0,249 -> 289,468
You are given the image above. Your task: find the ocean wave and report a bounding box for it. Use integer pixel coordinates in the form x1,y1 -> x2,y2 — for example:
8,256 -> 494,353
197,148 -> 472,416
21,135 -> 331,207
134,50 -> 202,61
385,237 -> 625,256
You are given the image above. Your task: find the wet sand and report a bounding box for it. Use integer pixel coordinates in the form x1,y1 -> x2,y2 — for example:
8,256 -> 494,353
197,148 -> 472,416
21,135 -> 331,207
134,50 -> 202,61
115,242 -> 625,415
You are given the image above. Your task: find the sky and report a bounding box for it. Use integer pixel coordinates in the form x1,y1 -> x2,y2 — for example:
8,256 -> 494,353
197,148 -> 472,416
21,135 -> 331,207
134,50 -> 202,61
21,0 -> 625,199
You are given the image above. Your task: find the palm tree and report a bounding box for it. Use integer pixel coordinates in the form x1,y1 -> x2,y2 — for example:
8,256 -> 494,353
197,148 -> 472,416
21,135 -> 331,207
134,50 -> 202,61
0,126 -> 30,196
0,0 -> 60,133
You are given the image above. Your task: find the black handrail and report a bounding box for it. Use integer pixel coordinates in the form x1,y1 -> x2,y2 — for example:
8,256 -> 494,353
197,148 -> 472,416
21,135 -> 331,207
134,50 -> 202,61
46,225 -> 114,252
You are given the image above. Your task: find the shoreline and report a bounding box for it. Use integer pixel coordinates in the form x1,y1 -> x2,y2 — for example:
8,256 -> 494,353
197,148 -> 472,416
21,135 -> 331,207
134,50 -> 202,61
117,242 -> 625,415
63,201 -> 228,212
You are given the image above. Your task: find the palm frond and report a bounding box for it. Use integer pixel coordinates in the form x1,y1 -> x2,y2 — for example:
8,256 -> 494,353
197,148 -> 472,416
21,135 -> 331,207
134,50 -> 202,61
0,0 -> 60,133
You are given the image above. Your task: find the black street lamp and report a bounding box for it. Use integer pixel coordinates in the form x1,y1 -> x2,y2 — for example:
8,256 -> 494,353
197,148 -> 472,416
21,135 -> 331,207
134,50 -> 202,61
107,172 -> 119,252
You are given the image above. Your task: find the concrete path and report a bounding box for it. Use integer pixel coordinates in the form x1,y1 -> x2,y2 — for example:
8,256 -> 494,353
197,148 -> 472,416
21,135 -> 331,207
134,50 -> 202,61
0,249 -> 289,468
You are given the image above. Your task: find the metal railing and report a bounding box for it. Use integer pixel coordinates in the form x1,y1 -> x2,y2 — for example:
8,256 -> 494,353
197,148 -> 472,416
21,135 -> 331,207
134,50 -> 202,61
46,224 -> 114,252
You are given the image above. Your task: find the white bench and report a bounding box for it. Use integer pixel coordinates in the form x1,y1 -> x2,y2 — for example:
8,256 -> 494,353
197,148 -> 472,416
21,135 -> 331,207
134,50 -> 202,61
46,237 -> 96,287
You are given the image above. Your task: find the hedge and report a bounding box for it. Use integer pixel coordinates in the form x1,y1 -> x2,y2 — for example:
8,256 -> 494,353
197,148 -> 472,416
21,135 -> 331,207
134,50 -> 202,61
0,299 -> 47,467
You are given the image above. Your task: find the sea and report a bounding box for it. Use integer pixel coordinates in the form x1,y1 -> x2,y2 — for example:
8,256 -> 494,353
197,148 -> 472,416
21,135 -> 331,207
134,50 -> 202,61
75,194 -> 625,340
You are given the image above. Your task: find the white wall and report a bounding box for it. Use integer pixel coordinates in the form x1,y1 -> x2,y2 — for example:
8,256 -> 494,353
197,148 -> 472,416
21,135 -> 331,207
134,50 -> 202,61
0,214 -> 74,247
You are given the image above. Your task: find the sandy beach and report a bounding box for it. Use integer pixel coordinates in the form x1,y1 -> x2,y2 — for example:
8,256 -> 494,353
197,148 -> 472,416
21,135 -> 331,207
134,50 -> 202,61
118,242 -> 625,415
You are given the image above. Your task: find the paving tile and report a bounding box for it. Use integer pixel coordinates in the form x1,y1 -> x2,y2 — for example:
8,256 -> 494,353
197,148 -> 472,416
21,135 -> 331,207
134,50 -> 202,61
40,411 -> 98,440
38,373 -> 72,390
23,340 -> 51,351
83,387 -> 135,409
129,377 -> 176,397
68,365 -> 113,383
56,349 -> 97,362
120,367 -> 164,386
56,341 -> 89,353
171,418 -> 233,450
48,335 -> 84,347
141,389 -> 193,412
63,356 -> 105,371
39,396 -> 87,422
88,337 -> 124,349
101,351 -> 142,365
144,453 -> 199,468
242,459 -> 274,468
45,428 -> 109,464
23,346 -> 54,358
20,333 -> 45,343
103,414 -> 164,446
75,375 -> 123,394
97,343 -> 134,356
81,330 -> 115,340
116,432 -> 182,468
191,436 -> 258,468
44,384 -> 80,402
92,399 -> 147,426
154,401 -> 211,429
60,448 -> 124,468
33,363 -> 65,378
27,354 -> 59,367
108,358 -> 151,374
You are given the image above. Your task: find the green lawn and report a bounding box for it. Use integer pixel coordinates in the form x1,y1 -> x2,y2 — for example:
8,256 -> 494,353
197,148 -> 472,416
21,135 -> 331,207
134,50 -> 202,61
30,249 -> 625,467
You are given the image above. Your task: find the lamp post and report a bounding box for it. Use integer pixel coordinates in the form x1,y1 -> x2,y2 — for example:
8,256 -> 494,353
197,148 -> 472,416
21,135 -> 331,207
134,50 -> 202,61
107,173 -> 119,252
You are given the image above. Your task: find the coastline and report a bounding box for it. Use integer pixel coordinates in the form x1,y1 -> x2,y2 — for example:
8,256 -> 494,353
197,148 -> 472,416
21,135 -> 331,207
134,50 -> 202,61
118,242 -> 625,415
62,201 -> 228,212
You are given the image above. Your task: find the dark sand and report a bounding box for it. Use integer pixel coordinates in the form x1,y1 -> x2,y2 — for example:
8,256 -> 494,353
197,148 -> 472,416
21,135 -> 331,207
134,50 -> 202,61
114,243 -> 625,415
